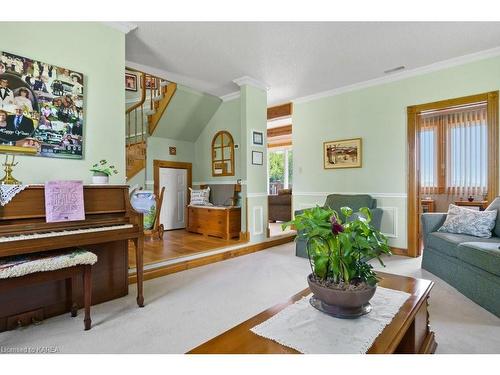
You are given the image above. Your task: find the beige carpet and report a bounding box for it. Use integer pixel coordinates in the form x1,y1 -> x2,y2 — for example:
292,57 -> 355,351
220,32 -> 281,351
0,243 -> 499,353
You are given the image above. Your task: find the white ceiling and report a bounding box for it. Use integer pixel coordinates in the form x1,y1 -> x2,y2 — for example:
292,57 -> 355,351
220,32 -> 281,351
125,22 -> 500,105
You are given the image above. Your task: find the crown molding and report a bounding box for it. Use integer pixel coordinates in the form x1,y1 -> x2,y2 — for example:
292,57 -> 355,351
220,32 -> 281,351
292,46 -> 500,105
102,22 -> 137,34
220,91 -> 240,102
233,76 -> 269,91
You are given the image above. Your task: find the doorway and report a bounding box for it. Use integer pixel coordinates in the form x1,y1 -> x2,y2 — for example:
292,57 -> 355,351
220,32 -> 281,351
407,91 -> 499,257
159,167 -> 187,230
153,160 -> 192,231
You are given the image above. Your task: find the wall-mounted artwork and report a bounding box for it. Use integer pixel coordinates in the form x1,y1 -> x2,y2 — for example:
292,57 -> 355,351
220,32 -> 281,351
252,130 -> 264,146
0,51 -> 84,159
142,75 -> 157,90
252,150 -> 263,165
324,138 -> 362,169
125,73 -> 137,91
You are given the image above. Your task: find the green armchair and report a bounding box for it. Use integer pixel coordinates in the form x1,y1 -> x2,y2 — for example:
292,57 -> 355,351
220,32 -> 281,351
295,194 -> 384,258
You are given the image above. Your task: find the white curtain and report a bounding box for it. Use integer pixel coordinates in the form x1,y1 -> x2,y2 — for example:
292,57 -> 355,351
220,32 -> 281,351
419,104 -> 488,197
419,115 -> 439,195
445,105 -> 487,197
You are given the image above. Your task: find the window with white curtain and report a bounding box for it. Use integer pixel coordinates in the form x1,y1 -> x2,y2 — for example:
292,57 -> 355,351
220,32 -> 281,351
419,103 -> 488,197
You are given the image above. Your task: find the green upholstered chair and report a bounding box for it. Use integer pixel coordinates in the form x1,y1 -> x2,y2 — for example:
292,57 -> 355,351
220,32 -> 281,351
295,194 -> 383,258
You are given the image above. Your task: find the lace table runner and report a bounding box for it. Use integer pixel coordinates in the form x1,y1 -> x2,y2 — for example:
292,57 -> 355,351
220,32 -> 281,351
251,287 -> 411,354
0,184 -> 28,206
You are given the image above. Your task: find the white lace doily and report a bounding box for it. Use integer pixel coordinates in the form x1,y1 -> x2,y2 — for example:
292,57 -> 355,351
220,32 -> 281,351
0,184 -> 29,206
251,287 -> 411,354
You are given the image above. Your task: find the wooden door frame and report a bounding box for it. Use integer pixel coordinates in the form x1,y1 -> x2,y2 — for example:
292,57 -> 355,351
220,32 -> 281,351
407,91 -> 499,258
153,160 -> 193,229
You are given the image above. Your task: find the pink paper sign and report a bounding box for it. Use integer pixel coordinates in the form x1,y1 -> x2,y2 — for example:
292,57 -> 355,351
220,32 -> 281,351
45,181 -> 85,223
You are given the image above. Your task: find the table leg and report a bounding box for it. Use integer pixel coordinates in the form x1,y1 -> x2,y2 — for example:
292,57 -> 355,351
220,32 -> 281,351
134,237 -> 145,307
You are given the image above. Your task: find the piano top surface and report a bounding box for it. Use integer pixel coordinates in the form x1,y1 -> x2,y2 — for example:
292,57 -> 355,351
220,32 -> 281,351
0,185 -> 131,221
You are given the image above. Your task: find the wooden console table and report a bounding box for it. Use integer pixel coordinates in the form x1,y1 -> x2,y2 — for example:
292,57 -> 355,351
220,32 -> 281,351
454,200 -> 488,211
189,272 -> 437,354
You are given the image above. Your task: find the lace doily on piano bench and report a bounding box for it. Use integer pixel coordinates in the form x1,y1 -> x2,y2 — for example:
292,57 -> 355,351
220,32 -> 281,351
0,184 -> 29,206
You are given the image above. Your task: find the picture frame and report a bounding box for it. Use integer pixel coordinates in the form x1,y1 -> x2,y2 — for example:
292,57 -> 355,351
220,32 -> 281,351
141,75 -> 157,90
252,150 -> 263,165
323,138 -> 362,169
252,130 -> 264,146
125,73 -> 137,91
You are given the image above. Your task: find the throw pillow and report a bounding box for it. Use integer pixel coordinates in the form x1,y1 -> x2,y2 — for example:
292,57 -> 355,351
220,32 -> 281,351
438,204 -> 497,238
189,187 -> 210,206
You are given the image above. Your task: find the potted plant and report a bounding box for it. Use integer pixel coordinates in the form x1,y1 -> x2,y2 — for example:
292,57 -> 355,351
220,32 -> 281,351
90,160 -> 118,184
283,206 -> 391,318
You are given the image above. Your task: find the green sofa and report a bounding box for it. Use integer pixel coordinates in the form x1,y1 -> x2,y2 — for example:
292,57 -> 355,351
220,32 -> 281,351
295,194 -> 383,258
421,198 -> 500,317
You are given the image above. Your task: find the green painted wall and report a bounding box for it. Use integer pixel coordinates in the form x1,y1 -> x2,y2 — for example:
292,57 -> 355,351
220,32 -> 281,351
193,97 -> 241,183
153,85 -> 221,142
0,22 -> 125,184
292,55 -> 500,249
240,85 -> 268,242
128,136 -> 195,190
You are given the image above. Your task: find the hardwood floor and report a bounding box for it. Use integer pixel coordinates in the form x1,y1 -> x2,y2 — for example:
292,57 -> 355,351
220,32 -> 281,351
128,229 -> 246,268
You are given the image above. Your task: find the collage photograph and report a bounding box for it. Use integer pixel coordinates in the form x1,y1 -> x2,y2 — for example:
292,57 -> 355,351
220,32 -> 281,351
0,51 -> 84,159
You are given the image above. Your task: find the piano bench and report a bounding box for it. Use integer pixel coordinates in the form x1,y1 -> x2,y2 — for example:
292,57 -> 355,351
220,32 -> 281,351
0,249 -> 97,331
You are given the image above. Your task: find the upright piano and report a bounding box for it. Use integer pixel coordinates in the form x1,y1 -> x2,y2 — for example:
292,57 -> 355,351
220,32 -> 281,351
0,185 -> 144,332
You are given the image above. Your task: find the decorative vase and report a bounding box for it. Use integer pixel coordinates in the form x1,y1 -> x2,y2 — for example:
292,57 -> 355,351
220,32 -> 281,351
92,172 -> 109,184
307,274 -> 376,319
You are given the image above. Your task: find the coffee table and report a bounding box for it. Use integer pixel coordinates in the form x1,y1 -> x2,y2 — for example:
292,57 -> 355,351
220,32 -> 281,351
189,272 -> 437,354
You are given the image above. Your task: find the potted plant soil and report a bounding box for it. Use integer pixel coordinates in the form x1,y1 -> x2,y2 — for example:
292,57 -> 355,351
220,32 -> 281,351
283,206 -> 391,318
90,159 -> 118,184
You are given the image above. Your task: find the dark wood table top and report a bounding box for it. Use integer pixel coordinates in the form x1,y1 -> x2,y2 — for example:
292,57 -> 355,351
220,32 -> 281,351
188,272 -> 434,354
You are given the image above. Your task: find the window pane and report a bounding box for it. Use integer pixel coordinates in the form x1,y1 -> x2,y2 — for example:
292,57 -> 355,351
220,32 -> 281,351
420,129 -> 436,188
268,150 -> 285,195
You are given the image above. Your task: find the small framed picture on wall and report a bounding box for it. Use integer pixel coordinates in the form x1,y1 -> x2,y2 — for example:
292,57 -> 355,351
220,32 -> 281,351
252,130 -> 264,146
252,150 -> 264,165
125,73 -> 137,91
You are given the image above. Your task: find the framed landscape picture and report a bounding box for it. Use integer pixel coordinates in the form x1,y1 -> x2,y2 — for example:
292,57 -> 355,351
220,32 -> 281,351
323,138 -> 362,169
125,73 -> 137,91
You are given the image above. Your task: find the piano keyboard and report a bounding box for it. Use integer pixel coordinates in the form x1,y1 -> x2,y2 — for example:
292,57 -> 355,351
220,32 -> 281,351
0,224 -> 134,243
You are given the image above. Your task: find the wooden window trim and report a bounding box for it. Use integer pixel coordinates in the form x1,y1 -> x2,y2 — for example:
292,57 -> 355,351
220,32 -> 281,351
407,91 -> 499,258
267,103 -> 293,120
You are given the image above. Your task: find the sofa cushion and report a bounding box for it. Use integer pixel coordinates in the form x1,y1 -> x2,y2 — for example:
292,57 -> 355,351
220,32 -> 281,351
324,194 -> 375,217
426,232 -> 500,258
486,197 -> 500,238
438,204 -> 497,238
457,242 -> 500,277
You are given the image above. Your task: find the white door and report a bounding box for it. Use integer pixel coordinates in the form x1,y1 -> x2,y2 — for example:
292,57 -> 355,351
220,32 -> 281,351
159,168 -> 187,230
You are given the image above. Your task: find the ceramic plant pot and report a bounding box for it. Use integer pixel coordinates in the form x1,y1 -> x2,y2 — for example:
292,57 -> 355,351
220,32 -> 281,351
307,273 -> 377,319
92,172 -> 109,184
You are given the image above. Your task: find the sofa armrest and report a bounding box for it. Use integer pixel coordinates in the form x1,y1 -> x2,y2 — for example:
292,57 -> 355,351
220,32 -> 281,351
421,213 -> 447,245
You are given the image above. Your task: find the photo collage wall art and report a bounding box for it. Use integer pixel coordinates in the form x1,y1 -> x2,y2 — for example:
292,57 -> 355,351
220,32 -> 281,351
0,51 -> 84,159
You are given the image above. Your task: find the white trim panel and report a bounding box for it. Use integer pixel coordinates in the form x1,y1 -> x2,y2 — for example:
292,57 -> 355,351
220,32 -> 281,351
247,193 -> 268,198
294,192 -> 407,199
220,91 -> 241,102
253,206 -> 264,235
193,180 -> 247,186
378,206 -> 398,239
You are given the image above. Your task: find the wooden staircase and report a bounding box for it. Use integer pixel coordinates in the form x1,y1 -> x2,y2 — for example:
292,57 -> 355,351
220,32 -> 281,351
126,71 -> 177,180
